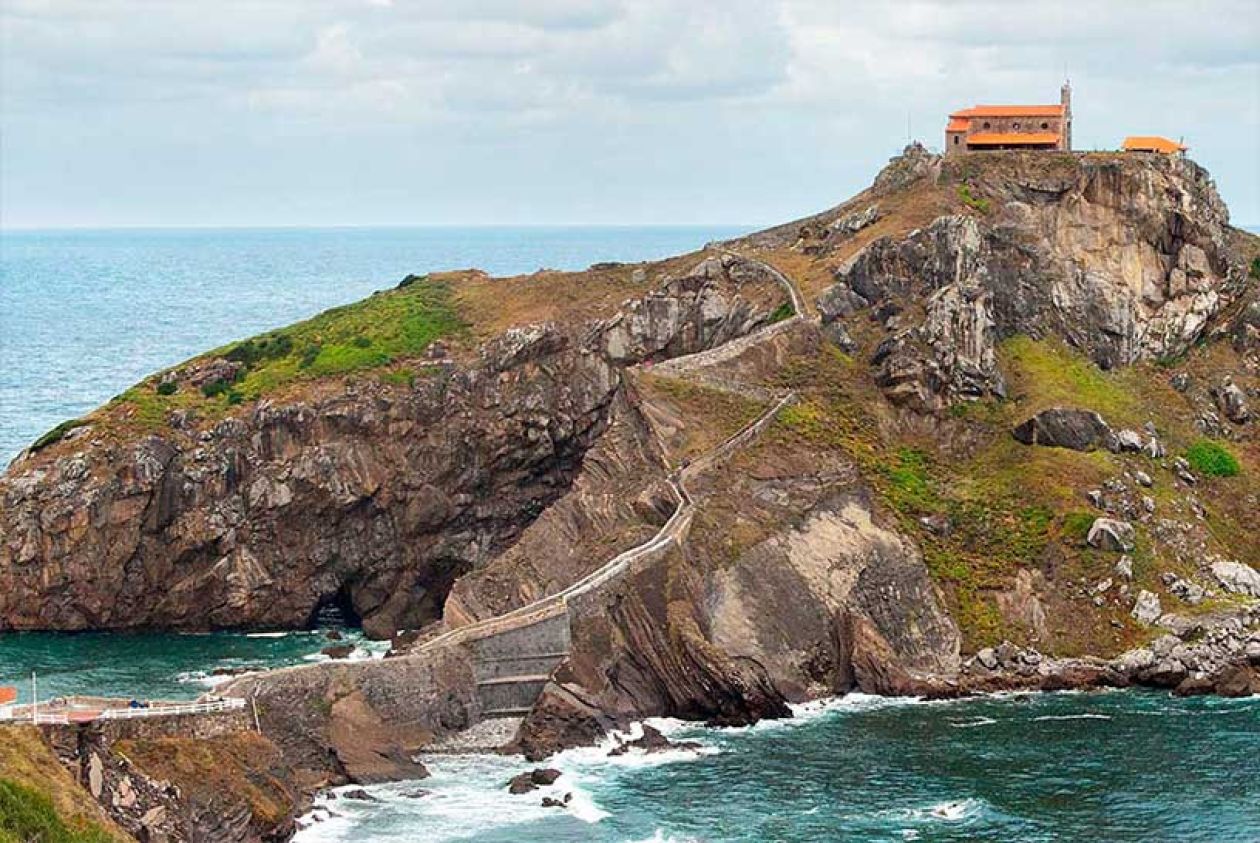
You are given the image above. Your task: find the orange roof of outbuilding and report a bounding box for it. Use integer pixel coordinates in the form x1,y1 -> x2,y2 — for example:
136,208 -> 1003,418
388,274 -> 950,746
950,105 -> 1064,118
1123,135 -> 1186,153
946,119 -> 969,132
0,686 -> 17,705
966,132 -> 1060,146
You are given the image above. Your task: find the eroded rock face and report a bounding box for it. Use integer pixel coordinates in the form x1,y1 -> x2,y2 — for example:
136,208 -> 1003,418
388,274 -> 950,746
0,258 -> 780,637
823,154 -> 1246,411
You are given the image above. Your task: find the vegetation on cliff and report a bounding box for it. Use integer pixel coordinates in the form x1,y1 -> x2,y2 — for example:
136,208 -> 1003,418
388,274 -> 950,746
0,728 -> 126,842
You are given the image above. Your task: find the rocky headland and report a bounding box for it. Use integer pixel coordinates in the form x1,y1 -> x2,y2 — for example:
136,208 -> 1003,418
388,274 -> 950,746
3,147 -> 1259,839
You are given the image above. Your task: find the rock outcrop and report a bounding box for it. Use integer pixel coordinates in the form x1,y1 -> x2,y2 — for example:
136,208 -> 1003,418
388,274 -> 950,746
821,153 -> 1248,411
0,258 -> 781,637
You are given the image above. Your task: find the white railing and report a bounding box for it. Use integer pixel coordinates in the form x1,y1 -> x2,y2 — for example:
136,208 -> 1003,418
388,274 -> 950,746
2,697 -> 244,725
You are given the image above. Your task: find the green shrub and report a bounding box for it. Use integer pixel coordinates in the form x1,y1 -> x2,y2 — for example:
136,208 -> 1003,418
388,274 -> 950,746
1186,439 -> 1241,477
0,778 -> 116,843
225,334 -> 294,367
351,335 -> 373,348
768,301 -> 795,323
200,379 -> 232,398
155,380 -> 178,396
30,419 -> 88,452
957,183 -> 991,214
298,344 -> 321,369
1249,256 -> 1260,280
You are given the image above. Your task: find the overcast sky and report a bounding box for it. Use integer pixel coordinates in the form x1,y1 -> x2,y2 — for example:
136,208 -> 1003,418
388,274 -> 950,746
2,0 -> 1257,229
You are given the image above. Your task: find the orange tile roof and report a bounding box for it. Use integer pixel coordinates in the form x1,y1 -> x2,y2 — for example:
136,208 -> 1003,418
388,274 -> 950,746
967,132 -> 1060,146
1123,135 -> 1186,153
950,105 -> 1064,118
0,686 -> 16,705
946,119 -> 969,132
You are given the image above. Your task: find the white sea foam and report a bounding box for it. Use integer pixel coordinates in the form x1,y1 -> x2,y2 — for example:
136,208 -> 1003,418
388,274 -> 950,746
245,631 -> 291,638
888,797 -> 985,825
1031,713 -> 1111,722
950,716 -> 998,729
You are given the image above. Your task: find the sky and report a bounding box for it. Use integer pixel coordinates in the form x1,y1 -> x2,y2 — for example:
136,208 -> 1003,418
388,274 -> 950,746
2,0 -> 1257,229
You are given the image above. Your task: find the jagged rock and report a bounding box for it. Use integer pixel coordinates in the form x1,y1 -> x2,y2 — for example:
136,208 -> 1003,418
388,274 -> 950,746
1161,572 -> 1206,605
822,321 -> 858,353
1210,560 -> 1260,597
1213,378 -> 1251,424
507,774 -> 537,795
975,647 -> 998,670
1114,429 -> 1144,452
608,724 -> 700,757
828,204 -> 881,236
340,789 -> 379,802
321,644 -> 355,660
1132,590 -> 1163,624
1013,408 -> 1115,452
507,769 -> 561,794
1134,470 -> 1153,488
1087,518 -> 1136,552
1115,556 -> 1134,580
817,285 -> 871,322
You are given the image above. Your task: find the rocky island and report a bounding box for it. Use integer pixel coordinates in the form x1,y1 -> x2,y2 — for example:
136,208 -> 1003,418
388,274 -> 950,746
2,147 -> 1258,840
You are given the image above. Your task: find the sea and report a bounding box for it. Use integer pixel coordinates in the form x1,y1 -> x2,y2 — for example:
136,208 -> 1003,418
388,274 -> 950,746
2,226 -> 1259,842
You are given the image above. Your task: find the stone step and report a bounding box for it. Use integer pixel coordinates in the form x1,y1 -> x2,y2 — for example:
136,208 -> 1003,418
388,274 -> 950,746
482,708 -> 532,718
474,653 -> 567,682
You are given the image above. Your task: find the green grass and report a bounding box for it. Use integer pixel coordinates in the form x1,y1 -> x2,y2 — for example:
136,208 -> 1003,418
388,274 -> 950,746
116,277 -> 466,429
0,779 -> 116,843
1186,439 -> 1241,477
1000,335 -> 1141,423
30,419 -> 88,452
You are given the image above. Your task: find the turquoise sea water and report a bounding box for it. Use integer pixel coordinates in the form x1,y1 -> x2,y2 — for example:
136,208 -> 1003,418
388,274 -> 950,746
0,225 -> 747,466
298,691 -> 1260,843
0,626 -> 388,705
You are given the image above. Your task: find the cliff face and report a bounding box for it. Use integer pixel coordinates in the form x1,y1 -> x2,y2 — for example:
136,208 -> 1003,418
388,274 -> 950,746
821,152 -> 1246,412
0,258 -> 781,636
2,150 -> 1259,774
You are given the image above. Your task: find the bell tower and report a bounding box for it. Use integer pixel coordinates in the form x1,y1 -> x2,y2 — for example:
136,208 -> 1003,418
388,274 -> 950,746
1061,80 -> 1073,150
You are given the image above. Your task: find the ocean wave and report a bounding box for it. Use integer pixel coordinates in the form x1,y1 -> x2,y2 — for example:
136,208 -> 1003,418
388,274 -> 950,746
245,631 -> 291,638
882,797 -> 986,825
950,716 -> 998,728
1030,713 -> 1111,722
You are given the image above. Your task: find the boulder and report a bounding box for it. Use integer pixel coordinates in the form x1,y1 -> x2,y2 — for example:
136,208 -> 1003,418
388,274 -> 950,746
321,644 -> 355,660
1113,429 -> 1143,452
1215,664 -> 1256,698
608,724 -> 701,757
1210,560 -> 1260,597
817,285 -> 870,322
507,774 -> 537,795
507,768 -> 562,794
1213,378 -> 1251,424
1132,590 -> 1162,624
1087,518 -> 1136,553
1012,408 -> 1115,452
341,789 -> 379,802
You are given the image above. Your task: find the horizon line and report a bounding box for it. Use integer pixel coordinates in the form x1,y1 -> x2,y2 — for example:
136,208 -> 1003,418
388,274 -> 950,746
0,221 -> 763,234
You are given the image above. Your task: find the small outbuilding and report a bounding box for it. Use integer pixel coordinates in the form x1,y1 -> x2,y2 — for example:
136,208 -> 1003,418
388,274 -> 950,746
1123,136 -> 1187,154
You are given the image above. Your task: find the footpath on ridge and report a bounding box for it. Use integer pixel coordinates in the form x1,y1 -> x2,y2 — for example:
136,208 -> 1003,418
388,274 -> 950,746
420,251 -> 809,745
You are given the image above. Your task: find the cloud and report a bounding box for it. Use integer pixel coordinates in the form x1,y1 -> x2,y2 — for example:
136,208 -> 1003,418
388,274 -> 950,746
1,0 -> 1255,226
